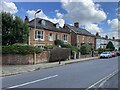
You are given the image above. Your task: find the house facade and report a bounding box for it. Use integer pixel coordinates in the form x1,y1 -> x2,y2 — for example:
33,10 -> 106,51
95,34 -> 120,50
64,22 -> 95,49
28,18 -> 71,48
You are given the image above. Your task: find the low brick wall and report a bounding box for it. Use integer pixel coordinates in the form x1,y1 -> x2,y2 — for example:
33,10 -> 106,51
2,51 -> 49,65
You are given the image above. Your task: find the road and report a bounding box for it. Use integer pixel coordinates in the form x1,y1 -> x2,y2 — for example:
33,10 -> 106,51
2,57 -> 118,89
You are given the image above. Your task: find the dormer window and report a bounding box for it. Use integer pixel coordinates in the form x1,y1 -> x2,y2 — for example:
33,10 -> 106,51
41,20 -> 46,26
56,23 -> 59,28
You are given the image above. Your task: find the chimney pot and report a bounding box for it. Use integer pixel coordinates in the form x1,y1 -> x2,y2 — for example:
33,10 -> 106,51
105,35 -> 108,39
25,16 -> 29,23
113,37 -> 115,40
74,22 -> 79,28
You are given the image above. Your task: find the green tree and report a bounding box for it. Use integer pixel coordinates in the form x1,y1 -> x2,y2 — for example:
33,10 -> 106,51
106,41 -> 115,51
2,12 -> 29,45
80,44 -> 91,55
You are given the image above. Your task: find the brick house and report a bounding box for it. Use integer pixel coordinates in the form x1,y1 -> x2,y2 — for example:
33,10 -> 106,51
28,18 -> 71,48
63,22 -> 95,49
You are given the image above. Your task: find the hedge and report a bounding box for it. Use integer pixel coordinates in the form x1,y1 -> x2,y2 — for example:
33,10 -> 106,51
80,44 -> 91,55
2,45 -> 42,55
49,47 -> 71,62
97,48 -> 111,54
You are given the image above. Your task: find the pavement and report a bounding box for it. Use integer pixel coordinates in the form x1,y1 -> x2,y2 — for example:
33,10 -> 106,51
2,57 -> 118,89
2,56 -> 98,77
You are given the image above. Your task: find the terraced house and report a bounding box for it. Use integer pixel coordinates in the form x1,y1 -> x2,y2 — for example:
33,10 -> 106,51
63,22 -> 95,48
28,18 -> 71,48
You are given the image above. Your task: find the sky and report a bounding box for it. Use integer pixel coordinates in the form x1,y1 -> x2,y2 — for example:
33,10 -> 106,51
1,0 -> 120,39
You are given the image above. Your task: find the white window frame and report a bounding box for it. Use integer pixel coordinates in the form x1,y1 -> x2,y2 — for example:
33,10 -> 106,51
77,35 -> 80,43
82,36 -> 85,43
35,30 -> 44,41
49,33 -> 53,41
88,37 -> 91,43
55,33 -> 59,40
63,34 -> 68,42
38,46 -> 44,49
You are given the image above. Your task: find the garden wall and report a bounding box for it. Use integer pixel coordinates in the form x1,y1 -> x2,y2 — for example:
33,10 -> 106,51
2,51 -> 49,65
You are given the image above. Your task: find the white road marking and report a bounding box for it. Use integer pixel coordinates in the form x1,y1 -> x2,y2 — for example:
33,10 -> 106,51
86,70 -> 118,90
7,74 -> 58,89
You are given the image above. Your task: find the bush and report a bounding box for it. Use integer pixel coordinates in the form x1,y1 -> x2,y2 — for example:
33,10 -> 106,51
54,40 -> 64,47
80,44 -> 91,55
44,45 -> 53,50
2,45 -> 42,55
62,44 -> 72,48
97,48 -> 111,54
106,41 -> 115,51
71,46 -> 80,53
49,47 -> 71,62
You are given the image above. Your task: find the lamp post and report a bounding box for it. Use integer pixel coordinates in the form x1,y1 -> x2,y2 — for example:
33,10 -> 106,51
34,9 -> 41,64
34,9 -> 41,46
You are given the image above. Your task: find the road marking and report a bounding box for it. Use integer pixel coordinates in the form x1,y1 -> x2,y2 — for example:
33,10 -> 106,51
86,70 -> 118,90
7,74 -> 58,89
98,70 -> 118,88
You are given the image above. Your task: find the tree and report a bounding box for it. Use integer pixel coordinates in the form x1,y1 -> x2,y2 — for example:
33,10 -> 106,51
106,41 -> 115,51
2,12 -> 29,45
54,40 -> 64,47
80,44 -> 91,55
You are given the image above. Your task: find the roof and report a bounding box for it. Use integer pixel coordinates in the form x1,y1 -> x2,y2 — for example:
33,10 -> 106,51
29,18 -> 69,33
65,24 -> 95,37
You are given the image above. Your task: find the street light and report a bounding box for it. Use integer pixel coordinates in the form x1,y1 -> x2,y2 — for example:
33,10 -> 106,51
34,9 -> 41,64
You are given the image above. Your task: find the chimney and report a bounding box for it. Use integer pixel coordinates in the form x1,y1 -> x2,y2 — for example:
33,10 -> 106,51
105,35 -> 108,39
96,32 -> 99,37
24,16 -> 29,23
113,37 -> 115,40
74,22 -> 79,28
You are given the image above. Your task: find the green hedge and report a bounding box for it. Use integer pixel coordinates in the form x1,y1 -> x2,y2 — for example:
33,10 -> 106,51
2,45 -> 42,55
49,47 -> 71,62
44,45 -> 53,50
97,48 -> 111,54
54,40 -> 64,47
80,44 -> 91,55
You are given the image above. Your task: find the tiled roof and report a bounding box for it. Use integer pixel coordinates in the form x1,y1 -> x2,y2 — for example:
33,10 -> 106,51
29,18 -> 69,33
65,24 -> 95,37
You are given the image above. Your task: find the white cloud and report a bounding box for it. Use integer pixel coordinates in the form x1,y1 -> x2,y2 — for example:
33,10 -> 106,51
0,1 -> 18,14
55,10 -> 59,13
56,12 -> 64,19
27,10 -> 65,27
102,31 -> 119,39
107,18 -> 120,31
85,24 -> 102,34
61,0 -> 107,25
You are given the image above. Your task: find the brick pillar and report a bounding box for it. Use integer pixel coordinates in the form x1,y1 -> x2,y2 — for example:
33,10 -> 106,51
78,52 -> 81,59
33,53 -> 36,64
74,52 -> 76,59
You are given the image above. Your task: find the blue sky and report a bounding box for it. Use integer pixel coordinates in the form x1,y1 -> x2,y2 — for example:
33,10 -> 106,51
2,1 -> 119,39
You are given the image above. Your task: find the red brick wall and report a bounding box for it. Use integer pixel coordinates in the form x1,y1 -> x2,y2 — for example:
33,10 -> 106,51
77,35 -> 95,48
71,31 -> 77,46
2,51 -> 49,65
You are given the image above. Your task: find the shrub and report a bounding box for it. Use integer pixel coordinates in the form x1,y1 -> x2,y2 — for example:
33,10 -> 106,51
54,40 -> 64,47
2,45 -> 42,55
106,41 -> 115,51
97,48 -> 111,54
49,47 -> 71,62
80,44 -> 91,55
71,46 -> 80,53
62,44 -> 72,48
44,45 -> 53,50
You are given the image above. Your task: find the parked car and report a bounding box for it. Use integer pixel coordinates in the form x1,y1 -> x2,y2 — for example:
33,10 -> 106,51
116,52 -> 120,56
111,52 -> 117,57
100,52 -> 112,58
